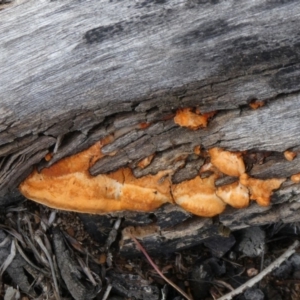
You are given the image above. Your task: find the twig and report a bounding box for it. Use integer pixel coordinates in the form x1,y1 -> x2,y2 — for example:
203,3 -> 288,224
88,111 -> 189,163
0,239 -> 16,275
0,236 -> 10,247
217,240 -> 300,300
62,230 -> 88,255
23,233 -> 44,264
0,224 -> 26,247
102,283 -> 112,300
77,256 -> 97,286
15,239 -> 50,276
260,246 -> 265,274
130,233 -> 192,300
53,135 -> 64,154
213,280 -> 234,292
22,214 -> 35,243
105,218 -> 122,250
48,211 -> 57,227
35,232 -> 61,300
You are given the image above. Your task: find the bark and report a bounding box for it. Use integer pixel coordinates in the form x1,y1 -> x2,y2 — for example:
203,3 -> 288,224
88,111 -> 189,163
1,0 -> 300,252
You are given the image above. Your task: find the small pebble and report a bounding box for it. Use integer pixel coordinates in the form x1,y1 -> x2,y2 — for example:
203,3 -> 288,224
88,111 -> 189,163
244,288 -> 264,300
272,261 -> 292,279
236,227 -> 265,257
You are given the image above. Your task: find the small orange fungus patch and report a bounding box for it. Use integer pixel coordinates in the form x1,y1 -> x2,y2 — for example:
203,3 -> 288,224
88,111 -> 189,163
139,122 -> 151,129
291,173 -> 300,183
172,175 -> 226,217
239,174 -> 285,206
216,181 -> 249,208
209,148 -> 245,177
44,153 -> 53,162
284,150 -> 297,161
137,154 -> 155,169
249,100 -> 265,110
174,108 -> 216,130
194,145 -> 201,155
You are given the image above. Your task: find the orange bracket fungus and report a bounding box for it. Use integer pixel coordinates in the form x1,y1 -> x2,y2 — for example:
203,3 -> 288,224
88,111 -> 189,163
216,181 -> 249,209
208,147 -> 245,177
19,138 -> 173,214
172,175 -> 226,217
19,120 -> 287,217
239,174 -> 285,206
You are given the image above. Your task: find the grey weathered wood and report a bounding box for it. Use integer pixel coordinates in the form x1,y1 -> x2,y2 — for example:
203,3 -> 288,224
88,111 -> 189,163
119,198 -> 300,256
2,0 -> 300,147
2,0 -> 300,242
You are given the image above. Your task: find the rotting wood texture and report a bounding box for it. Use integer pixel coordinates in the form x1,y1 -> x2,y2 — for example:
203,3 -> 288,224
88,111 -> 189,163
1,0 -> 300,231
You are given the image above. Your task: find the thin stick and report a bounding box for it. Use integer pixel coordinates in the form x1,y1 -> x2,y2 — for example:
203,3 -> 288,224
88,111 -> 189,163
0,240 -> 16,275
217,240 -> 299,300
35,233 -> 61,300
130,233 -> 192,300
102,284 -> 112,300
15,239 -> 50,276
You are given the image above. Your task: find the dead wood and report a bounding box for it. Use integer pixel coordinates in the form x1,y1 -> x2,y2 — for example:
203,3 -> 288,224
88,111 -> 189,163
1,0 -> 300,254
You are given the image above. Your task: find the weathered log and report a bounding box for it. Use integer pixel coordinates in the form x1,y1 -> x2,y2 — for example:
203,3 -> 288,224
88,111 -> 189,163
2,0 -> 300,251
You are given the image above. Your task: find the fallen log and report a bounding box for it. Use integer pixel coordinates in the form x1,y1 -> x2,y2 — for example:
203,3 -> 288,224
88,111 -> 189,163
1,0 -> 300,253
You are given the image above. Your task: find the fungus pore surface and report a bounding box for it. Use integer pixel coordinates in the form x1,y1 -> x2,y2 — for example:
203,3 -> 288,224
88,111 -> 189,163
19,108 -> 287,217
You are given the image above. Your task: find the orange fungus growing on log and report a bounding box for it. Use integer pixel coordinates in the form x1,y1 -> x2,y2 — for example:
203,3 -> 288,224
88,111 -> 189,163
291,173 -> 300,183
20,168 -> 173,213
249,100 -> 264,110
44,153 -> 53,162
174,108 -> 216,130
216,181 -> 249,209
19,128 -> 287,217
239,174 -> 285,206
284,150 -> 297,161
19,137 -> 173,214
172,175 -> 226,217
194,145 -> 201,155
209,147 -> 245,177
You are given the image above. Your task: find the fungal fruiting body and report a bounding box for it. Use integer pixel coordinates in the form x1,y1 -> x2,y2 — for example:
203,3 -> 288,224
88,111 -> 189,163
19,108 -> 287,217
284,150 -> 297,161
209,148 -> 245,177
19,145 -> 285,216
216,181 -> 249,209
172,175 -> 226,217
174,108 -> 216,130
19,138 -> 173,213
20,167 -> 173,214
239,174 -> 285,206
291,173 -> 300,183
249,100 -> 265,110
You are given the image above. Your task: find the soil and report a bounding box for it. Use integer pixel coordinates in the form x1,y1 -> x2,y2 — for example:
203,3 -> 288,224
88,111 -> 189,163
1,200 -> 300,300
